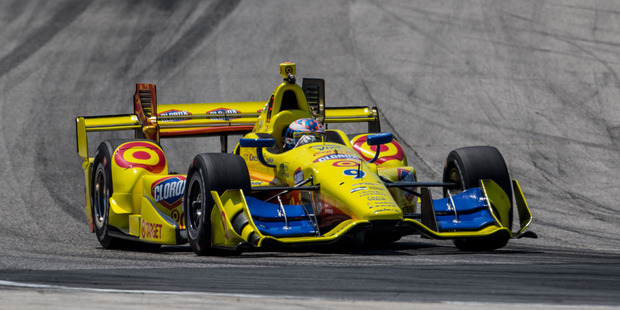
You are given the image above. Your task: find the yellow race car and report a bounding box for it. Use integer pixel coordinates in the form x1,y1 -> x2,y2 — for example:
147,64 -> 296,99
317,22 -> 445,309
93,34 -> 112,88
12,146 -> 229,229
75,62 -> 536,255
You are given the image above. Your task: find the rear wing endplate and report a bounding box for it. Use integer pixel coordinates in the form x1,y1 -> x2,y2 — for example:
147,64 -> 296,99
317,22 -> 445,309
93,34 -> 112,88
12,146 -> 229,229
76,114 -> 141,166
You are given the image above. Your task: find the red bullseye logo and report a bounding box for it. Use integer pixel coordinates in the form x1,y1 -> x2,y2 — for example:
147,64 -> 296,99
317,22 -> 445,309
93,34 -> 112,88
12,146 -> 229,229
352,135 -> 404,164
114,141 -> 166,173
332,160 -> 358,167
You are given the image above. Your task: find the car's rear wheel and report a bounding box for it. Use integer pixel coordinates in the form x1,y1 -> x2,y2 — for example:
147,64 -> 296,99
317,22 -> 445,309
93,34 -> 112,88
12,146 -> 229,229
91,141 -> 124,249
442,146 -> 512,251
184,153 -> 250,256
91,140 -> 163,250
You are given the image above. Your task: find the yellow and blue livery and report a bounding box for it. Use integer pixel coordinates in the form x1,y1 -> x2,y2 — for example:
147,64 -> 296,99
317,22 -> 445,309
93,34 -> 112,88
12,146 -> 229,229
75,62 -> 536,255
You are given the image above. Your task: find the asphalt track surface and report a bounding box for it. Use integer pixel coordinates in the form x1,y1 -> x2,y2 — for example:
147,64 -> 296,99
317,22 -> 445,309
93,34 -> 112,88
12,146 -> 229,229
1,0 -> 620,309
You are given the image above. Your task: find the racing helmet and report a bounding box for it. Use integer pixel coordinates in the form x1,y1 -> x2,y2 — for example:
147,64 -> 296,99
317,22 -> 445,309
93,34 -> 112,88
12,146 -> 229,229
283,118 -> 325,151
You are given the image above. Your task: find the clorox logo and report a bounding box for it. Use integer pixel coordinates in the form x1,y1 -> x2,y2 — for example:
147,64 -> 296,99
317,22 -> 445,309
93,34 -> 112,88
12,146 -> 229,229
151,176 -> 186,210
206,107 -> 241,120
313,153 -> 358,163
159,109 -> 191,121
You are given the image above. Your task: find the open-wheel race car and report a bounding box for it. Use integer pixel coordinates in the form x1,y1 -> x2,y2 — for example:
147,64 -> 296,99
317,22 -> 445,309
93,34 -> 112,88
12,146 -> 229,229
75,62 -> 536,255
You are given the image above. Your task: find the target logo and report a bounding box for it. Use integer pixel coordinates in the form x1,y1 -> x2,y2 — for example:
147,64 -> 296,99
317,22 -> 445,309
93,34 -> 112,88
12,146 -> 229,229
114,141 -> 166,174
332,160 -> 359,167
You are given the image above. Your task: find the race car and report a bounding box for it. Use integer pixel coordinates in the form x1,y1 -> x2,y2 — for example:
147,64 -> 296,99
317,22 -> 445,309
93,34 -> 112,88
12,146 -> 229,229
75,62 -> 536,255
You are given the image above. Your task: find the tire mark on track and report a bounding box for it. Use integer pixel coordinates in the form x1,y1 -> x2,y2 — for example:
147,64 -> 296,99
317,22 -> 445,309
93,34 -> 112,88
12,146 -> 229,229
347,1 -> 442,176
0,0 -> 93,78
138,0 -> 241,78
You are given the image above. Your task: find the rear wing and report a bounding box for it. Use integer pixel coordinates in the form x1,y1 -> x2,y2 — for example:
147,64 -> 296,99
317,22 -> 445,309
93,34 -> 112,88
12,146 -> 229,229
76,84 -> 265,164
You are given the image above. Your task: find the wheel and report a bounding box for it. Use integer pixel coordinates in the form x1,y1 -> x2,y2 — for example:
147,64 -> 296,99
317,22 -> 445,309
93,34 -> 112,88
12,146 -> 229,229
91,140 -> 163,250
184,153 -> 251,256
442,146 -> 512,251
91,140 -> 125,249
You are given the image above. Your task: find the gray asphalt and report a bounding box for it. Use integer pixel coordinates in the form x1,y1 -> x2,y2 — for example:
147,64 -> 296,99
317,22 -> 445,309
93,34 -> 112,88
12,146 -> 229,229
1,0 -> 620,308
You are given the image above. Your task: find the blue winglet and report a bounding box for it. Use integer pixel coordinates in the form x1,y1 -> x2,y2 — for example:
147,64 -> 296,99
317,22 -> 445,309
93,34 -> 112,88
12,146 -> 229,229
432,188 -> 497,231
245,197 -> 317,237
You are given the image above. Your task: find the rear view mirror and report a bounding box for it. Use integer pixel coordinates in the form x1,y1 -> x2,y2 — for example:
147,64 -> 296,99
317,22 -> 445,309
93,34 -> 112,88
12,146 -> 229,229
239,138 -> 276,167
366,133 -> 393,163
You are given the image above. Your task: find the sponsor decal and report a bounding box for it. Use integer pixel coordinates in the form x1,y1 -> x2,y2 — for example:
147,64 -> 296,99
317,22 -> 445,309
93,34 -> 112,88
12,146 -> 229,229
281,64 -> 294,75
171,209 -> 185,229
400,168 -> 416,182
350,187 -> 366,193
158,109 -> 191,121
367,196 -> 387,201
244,153 -> 259,162
141,219 -> 163,239
294,167 -> 304,184
343,168 -> 366,179
206,107 -> 241,120
312,150 -> 335,157
313,153 -> 358,163
357,190 -> 383,196
151,176 -> 186,210
114,141 -> 166,174
308,144 -> 341,151
371,207 -> 400,214
332,160 -> 358,167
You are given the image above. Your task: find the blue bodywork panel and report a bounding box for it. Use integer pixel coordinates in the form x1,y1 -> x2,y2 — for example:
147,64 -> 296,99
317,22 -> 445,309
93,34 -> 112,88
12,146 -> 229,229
245,197 -> 317,237
432,188 -> 497,231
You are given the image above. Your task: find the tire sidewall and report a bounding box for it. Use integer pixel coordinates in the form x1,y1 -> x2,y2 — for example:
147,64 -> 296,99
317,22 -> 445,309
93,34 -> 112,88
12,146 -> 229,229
443,146 -> 512,205
185,159 -> 213,255
91,141 -> 114,248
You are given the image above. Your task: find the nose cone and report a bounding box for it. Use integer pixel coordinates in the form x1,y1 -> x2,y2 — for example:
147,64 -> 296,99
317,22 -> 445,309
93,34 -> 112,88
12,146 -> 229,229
293,144 -> 404,223
316,165 -> 403,221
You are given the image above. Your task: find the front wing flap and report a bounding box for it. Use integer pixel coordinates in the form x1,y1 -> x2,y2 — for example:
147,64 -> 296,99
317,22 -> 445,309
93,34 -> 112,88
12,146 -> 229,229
403,179 -> 535,240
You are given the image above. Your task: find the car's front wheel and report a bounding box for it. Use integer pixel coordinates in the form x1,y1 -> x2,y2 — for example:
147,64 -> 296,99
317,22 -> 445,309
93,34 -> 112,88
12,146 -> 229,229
184,153 -> 250,256
442,146 -> 513,251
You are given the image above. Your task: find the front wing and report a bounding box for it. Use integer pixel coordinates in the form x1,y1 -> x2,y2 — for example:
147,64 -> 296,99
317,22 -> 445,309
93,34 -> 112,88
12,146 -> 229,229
207,180 -> 534,250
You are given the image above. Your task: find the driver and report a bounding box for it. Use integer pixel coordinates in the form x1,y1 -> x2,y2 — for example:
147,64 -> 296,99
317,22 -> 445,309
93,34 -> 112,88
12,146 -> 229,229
283,118 -> 325,151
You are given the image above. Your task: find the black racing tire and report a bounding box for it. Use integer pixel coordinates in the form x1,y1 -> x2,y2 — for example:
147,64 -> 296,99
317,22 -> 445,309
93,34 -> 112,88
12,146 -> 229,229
91,140 -> 125,249
442,146 -> 512,251
184,153 -> 251,256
